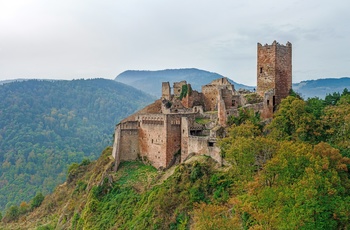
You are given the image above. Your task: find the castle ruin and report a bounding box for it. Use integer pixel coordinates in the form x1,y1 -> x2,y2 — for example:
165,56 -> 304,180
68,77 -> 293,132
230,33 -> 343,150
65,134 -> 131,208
112,41 -> 292,170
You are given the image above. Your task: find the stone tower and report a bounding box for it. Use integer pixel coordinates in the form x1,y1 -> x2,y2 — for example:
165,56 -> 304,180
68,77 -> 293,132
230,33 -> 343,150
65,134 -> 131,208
257,41 -> 292,105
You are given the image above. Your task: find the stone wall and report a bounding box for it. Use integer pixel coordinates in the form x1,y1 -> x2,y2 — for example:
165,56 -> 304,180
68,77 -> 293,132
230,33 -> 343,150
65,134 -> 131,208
162,82 -> 171,100
166,115 -> 182,166
187,136 -> 222,165
112,121 -> 139,170
275,42 -> 292,104
138,114 -> 167,168
257,41 -> 292,105
202,78 -> 235,112
257,42 -> 277,96
181,117 -> 190,162
119,129 -> 139,161
173,81 -> 187,98
112,124 -> 121,170
202,84 -> 218,111
261,90 -> 274,119
217,90 -> 227,127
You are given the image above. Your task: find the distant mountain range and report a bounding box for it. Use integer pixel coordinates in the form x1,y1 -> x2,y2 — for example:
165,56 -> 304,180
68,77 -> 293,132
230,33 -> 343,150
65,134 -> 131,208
115,68 -> 350,99
114,68 -> 254,97
293,77 -> 350,99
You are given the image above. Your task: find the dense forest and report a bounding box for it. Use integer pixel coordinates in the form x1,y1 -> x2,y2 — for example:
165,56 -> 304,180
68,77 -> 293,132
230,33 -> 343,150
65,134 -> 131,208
0,79 -> 154,211
1,89 -> 350,229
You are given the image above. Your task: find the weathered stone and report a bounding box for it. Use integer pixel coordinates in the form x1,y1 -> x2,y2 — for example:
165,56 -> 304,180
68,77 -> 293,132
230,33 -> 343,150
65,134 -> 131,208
112,41 -> 292,170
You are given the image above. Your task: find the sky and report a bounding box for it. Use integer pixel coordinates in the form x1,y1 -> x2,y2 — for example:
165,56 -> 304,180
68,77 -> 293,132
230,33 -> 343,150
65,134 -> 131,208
0,0 -> 349,86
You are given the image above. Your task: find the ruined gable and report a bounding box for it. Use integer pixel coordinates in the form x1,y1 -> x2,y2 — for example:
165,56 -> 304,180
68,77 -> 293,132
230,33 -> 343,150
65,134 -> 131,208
202,77 -> 235,111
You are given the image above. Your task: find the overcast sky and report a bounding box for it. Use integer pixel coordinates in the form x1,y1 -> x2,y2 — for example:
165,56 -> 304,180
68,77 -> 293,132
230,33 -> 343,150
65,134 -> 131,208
1,0 -> 349,85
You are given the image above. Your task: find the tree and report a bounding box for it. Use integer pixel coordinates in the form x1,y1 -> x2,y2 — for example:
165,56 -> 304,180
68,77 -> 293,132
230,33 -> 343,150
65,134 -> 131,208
267,96 -> 323,143
31,192 -> 44,210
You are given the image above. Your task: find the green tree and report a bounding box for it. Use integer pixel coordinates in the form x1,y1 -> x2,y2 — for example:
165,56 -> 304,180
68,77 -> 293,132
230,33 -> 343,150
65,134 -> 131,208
267,95 -> 322,142
31,192 -> 44,210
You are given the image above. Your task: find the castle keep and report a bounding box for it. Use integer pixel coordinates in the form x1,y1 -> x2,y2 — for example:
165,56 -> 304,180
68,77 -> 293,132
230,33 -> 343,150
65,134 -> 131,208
112,41 -> 292,170
257,41 -> 292,117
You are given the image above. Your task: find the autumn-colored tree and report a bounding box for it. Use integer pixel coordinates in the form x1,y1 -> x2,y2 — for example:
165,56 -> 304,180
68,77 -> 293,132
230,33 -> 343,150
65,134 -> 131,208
191,203 -> 240,229
235,142 -> 350,229
322,94 -> 350,153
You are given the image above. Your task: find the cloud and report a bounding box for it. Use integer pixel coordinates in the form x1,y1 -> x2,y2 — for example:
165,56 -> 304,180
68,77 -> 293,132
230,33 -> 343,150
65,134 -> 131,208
1,0 -> 350,85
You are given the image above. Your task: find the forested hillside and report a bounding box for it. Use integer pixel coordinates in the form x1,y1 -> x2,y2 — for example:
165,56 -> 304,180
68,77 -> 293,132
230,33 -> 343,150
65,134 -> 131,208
2,89 -> 349,229
0,79 -> 154,210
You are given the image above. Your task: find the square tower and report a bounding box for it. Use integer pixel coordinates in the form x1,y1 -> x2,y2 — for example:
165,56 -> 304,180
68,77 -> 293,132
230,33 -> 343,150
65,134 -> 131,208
257,41 -> 292,105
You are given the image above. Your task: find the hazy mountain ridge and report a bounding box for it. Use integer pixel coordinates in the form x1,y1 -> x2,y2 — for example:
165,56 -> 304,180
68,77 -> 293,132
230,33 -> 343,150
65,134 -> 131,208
293,77 -> 350,99
115,68 -> 254,97
0,79 -> 154,210
115,68 -> 350,99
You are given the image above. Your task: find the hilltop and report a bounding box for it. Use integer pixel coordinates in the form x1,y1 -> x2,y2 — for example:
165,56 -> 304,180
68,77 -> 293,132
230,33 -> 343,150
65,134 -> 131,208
2,91 -> 350,229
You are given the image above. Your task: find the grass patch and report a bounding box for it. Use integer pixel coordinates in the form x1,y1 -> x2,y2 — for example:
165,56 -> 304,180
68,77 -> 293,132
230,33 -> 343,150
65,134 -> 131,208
195,117 -> 211,125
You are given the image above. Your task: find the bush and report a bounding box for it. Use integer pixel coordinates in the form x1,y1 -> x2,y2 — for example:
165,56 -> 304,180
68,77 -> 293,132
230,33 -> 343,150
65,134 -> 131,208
31,192 -> 45,210
80,158 -> 91,166
3,205 -> 19,222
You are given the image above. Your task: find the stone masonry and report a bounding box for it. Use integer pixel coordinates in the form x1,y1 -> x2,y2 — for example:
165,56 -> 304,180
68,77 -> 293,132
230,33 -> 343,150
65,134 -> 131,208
112,41 -> 292,170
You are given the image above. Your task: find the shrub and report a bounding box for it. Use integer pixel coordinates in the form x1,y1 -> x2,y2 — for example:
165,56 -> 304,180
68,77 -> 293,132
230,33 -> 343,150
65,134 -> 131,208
3,205 -> 19,222
31,192 -> 45,210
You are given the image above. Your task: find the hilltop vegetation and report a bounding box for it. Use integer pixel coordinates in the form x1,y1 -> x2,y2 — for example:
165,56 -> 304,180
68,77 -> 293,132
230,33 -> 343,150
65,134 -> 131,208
0,79 -> 154,211
1,89 -> 350,229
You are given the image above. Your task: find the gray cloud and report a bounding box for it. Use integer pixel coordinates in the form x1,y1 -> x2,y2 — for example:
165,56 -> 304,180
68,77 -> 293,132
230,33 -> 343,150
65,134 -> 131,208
1,0 -> 350,85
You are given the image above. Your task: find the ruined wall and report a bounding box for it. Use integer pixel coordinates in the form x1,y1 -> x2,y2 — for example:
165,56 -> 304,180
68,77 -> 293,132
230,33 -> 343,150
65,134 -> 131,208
202,78 -> 235,112
275,42 -> 292,104
187,136 -> 222,165
217,90 -> 227,127
165,115 -> 182,166
257,42 -> 277,96
118,121 -> 139,161
112,121 -> 140,170
182,88 -> 203,108
112,124 -> 121,170
257,41 -> 292,105
202,85 -> 218,111
138,114 -> 167,168
181,117 -> 190,163
210,78 -> 235,92
173,81 -> 187,98
162,82 -> 171,100
221,88 -> 233,109
261,90 -> 274,119
181,84 -> 193,108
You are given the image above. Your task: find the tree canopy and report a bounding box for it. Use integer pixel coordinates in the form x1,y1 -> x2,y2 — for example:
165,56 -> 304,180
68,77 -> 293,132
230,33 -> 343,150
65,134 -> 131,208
0,79 -> 154,210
